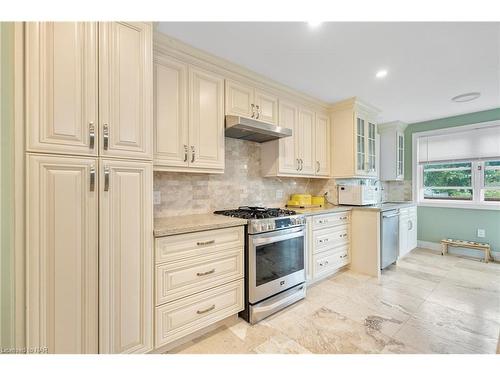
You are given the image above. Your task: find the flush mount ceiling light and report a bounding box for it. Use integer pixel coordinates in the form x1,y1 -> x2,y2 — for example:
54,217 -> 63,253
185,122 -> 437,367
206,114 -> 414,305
375,69 -> 388,79
451,92 -> 481,103
308,21 -> 323,28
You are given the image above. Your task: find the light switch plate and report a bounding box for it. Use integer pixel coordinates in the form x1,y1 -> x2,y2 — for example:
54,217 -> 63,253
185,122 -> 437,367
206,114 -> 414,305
477,229 -> 486,238
153,191 -> 161,205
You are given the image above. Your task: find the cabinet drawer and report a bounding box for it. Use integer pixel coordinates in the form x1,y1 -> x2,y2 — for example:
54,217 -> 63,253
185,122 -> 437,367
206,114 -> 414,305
155,226 -> 244,263
156,248 -> 243,305
155,279 -> 244,347
312,211 -> 350,230
312,225 -> 349,254
313,246 -> 350,279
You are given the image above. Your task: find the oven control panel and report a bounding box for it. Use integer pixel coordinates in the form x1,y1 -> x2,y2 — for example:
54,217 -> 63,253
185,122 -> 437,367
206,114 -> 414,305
249,215 -> 306,234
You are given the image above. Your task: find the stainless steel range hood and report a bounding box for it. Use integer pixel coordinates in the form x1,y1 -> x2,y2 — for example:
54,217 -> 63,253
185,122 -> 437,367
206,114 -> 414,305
225,115 -> 292,143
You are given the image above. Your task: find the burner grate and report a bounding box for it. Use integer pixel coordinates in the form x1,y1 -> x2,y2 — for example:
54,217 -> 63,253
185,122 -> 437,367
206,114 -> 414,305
214,207 -> 297,219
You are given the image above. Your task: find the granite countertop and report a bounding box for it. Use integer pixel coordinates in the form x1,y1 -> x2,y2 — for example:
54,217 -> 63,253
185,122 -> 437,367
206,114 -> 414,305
291,203 -> 353,216
154,213 -> 247,237
351,201 -> 417,212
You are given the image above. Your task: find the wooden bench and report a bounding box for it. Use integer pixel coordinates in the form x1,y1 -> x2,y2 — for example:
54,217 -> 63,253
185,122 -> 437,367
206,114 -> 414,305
440,238 -> 491,263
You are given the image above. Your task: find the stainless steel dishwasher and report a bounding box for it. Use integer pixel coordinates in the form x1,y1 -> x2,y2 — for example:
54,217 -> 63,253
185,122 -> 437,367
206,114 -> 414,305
381,209 -> 400,269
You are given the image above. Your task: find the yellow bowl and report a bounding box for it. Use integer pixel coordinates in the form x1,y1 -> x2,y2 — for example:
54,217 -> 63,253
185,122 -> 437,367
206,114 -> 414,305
312,196 -> 325,206
287,200 -> 300,206
291,194 -> 312,205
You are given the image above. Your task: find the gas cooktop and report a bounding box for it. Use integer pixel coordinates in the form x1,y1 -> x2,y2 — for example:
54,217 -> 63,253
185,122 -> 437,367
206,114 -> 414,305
214,206 -> 297,220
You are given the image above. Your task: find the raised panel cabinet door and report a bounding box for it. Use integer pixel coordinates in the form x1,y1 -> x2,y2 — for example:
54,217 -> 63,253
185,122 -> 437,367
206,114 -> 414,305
254,89 -> 279,124
298,108 -> 316,175
408,215 -> 418,251
26,22 -> 98,156
189,67 -> 225,170
278,100 -> 300,174
315,113 -> 331,176
154,56 -> 189,167
224,79 -> 254,118
99,22 -> 153,160
99,159 -> 153,354
27,154 -> 98,353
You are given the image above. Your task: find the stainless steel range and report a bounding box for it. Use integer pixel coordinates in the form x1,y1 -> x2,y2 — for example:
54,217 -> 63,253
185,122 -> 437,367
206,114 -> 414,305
214,206 -> 307,324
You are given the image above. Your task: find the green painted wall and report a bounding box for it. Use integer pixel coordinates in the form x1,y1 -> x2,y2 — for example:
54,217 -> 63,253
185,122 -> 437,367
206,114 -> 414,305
402,108 -> 500,253
1,22 -> 14,348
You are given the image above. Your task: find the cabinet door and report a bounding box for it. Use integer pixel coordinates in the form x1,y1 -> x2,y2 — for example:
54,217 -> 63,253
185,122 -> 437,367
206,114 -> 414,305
367,121 -> 377,176
26,22 -> 98,156
189,67 -> 225,170
27,155 -> 98,353
399,212 -> 409,258
225,80 -> 254,118
396,132 -> 404,179
99,159 -> 153,353
355,116 -> 367,175
154,56 -> 189,168
315,113 -> 331,176
278,100 -> 300,174
298,108 -> 316,175
254,89 -> 279,124
407,213 -> 418,251
99,22 -> 152,160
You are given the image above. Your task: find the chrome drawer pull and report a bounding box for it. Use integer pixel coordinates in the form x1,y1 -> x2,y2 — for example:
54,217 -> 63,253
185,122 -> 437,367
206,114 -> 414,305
340,254 -> 348,259
196,269 -> 215,277
89,165 -> 96,191
251,104 -> 255,118
197,240 -> 215,246
104,166 -> 110,192
89,122 -> 95,149
197,305 -> 215,315
103,124 -> 109,150
184,145 -> 188,162
340,233 -> 348,238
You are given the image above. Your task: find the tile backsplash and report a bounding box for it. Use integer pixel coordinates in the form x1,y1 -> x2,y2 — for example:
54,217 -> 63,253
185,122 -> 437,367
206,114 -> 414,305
381,180 -> 413,202
154,138 -> 334,218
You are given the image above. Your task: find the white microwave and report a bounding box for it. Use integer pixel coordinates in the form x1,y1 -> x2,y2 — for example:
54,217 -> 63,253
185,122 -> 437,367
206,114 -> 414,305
338,185 -> 379,206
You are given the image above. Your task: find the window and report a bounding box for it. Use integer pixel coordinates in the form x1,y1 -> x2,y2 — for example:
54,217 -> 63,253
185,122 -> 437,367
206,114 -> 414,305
423,162 -> 473,200
414,121 -> 500,209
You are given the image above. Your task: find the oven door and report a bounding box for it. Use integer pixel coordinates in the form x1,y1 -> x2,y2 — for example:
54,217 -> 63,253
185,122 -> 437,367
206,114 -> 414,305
248,226 -> 305,304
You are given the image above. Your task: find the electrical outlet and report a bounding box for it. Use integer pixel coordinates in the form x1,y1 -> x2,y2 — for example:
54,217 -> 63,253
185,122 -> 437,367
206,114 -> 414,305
477,229 -> 486,238
276,189 -> 284,199
153,191 -> 161,205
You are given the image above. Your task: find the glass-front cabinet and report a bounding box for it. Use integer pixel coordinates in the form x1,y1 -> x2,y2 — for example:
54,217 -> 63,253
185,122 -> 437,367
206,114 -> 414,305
378,121 -> 407,181
355,114 -> 378,177
397,131 -> 404,179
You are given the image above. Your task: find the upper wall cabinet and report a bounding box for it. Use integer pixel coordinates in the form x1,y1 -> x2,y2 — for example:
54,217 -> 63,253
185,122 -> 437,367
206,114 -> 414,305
331,97 -> 380,179
378,121 -> 407,181
26,22 -> 153,160
225,80 -> 279,125
261,100 -> 331,179
154,53 -> 224,173
26,22 -> 99,156
99,22 -> 152,160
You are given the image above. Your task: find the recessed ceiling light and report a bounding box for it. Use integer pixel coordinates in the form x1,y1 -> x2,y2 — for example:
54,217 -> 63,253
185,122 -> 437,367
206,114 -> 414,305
375,69 -> 388,79
308,21 -> 323,28
451,92 -> 481,103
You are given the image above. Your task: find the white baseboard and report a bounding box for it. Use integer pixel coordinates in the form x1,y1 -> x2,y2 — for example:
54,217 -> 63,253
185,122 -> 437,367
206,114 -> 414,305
417,240 -> 499,262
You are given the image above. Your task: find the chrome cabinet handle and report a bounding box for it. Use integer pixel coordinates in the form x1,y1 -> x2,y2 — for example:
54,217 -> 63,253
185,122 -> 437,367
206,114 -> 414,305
196,269 -> 215,277
197,240 -> 215,246
184,145 -> 188,162
255,105 -> 260,119
316,161 -> 320,172
251,104 -> 255,118
90,165 -> 96,191
296,159 -> 300,171
89,122 -> 95,149
197,305 -> 215,315
340,233 -> 348,238
340,254 -> 348,259
103,124 -> 109,150
408,220 -> 413,230
104,166 -> 110,192
299,159 -> 303,171
191,146 -> 195,163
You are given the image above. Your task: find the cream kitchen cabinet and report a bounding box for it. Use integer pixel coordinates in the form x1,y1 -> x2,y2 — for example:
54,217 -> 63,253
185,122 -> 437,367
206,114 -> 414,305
225,79 -> 279,124
154,55 -> 224,173
26,22 -> 152,160
99,159 -> 153,354
25,22 -> 99,156
26,154 -> 99,354
331,97 -> 380,179
379,121 -> 407,181
399,206 -> 417,258
261,103 -> 331,178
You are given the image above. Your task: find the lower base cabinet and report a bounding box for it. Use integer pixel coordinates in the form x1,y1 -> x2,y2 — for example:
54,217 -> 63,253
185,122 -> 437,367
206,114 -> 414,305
153,226 -> 244,350
307,211 -> 351,283
399,206 -> 417,258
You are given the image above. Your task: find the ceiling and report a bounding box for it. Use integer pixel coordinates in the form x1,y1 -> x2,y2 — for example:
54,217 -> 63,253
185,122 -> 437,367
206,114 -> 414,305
157,22 -> 500,123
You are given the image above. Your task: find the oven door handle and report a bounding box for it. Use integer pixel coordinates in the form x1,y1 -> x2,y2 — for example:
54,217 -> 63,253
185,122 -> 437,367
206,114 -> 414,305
252,229 -> 305,246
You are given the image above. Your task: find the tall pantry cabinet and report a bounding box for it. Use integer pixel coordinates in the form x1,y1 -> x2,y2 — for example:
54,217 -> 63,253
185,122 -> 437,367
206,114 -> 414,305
25,22 -> 153,353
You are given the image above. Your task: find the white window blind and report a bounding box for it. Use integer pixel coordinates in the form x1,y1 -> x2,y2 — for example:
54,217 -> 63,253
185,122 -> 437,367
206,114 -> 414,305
418,125 -> 500,163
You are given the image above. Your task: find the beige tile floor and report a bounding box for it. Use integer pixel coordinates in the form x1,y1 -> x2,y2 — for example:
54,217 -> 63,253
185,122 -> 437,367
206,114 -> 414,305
169,248 -> 500,354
